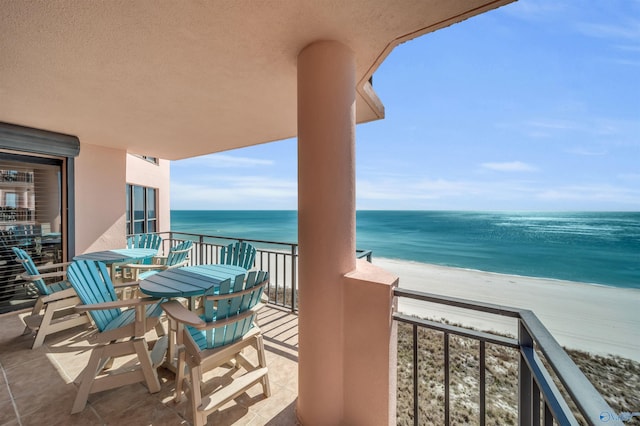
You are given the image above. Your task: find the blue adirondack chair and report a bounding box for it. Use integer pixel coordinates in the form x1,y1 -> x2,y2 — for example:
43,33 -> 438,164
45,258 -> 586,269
220,241 -> 256,269
126,233 -> 163,250
117,233 -> 163,281
12,247 -> 90,349
66,259 -> 167,414
161,270 -> 270,426
125,240 -> 193,281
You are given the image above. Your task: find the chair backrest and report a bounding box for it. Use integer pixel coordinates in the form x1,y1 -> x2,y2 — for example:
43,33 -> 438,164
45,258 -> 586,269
220,241 -> 256,269
66,260 -> 121,332
200,270 -> 268,349
127,233 -> 162,250
12,246 -> 59,295
166,240 -> 193,267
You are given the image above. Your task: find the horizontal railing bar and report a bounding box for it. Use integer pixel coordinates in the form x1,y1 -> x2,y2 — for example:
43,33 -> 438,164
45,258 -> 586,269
518,310 -> 620,426
520,345 -> 579,426
159,231 -> 298,249
394,313 -> 519,348
356,249 -> 373,261
159,231 -> 300,312
395,287 -> 620,425
394,287 -> 522,318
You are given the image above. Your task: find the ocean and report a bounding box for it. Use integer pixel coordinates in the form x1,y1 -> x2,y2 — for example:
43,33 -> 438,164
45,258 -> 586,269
171,210 -> 640,290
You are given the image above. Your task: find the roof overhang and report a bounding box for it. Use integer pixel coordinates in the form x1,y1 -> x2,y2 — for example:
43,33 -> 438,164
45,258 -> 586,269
1,0 -> 514,160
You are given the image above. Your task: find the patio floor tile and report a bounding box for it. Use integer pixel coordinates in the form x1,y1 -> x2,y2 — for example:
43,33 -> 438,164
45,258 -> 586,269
0,305 -> 299,425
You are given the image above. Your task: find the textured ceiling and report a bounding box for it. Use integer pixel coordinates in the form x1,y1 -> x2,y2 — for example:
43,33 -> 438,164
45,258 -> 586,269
0,0 -> 512,160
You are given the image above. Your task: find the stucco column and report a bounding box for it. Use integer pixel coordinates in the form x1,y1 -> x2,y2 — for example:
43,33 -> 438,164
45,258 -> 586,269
297,40 -> 356,424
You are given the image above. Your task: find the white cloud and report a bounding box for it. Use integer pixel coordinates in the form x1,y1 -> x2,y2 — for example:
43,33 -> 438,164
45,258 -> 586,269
576,20 -> 640,41
517,116 -> 640,145
355,175 -> 640,210
565,147 -> 607,156
536,184 -> 640,205
526,119 -> 578,130
357,177 -> 537,205
171,176 -> 297,209
617,172 -> 640,181
171,170 -> 640,210
481,161 -> 538,172
501,1 -> 566,21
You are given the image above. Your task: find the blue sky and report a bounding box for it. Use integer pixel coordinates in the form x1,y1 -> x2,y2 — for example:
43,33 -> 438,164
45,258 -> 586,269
171,0 -> 640,211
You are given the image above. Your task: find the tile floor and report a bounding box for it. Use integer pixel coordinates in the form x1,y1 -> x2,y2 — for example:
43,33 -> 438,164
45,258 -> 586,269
0,305 -> 299,425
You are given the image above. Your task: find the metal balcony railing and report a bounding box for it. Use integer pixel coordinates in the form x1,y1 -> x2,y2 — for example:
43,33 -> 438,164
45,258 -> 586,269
138,232 -> 619,424
157,231 -> 372,313
157,231 -> 299,312
394,288 -> 622,426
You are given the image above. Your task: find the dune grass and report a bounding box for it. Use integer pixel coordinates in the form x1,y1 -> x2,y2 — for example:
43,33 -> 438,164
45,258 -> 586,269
396,321 -> 640,425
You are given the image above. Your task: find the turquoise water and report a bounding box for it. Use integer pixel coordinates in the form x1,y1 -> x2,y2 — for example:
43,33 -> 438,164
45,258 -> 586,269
171,210 -> 640,289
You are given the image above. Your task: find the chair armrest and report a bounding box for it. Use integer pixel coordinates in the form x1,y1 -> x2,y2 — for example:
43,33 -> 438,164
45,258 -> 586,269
113,280 -> 141,289
152,256 -> 169,265
196,304 -> 264,331
204,279 -> 268,302
163,261 -> 187,271
161,300 -> 205,327
15,258 -> 70,270
75,296 -> 161,312
123,263 -> 165,271
33,261 -> 71,271
40,287 -> 77,303
20,270 -> 66,282
166,303 -> 264,331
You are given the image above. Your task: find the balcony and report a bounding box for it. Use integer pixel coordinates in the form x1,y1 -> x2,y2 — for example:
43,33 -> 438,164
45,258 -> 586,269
0,232 -> 628,425
0,304 -> 299,425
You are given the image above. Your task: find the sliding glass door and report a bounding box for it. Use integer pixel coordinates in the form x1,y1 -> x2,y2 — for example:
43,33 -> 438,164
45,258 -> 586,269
0,153 -> 64,312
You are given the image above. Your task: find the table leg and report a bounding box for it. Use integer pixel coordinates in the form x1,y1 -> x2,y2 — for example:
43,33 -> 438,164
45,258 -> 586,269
162,316 -> 177,372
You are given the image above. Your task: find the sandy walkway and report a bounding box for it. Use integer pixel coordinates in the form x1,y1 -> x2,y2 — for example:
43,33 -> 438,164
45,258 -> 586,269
374,258 -> 640,361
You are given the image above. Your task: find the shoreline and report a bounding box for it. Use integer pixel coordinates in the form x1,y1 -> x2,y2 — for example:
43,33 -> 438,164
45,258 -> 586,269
379,258 -> 637,291
374,257 -> 640,362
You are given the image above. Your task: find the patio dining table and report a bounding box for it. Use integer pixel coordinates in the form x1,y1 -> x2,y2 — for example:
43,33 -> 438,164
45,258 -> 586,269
138,264 -> 247,299
73,247 -> 159,264
73,248 -> 159,281
138,263 -> 248,371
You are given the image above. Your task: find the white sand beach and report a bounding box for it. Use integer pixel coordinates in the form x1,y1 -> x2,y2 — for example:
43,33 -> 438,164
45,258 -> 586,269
374,258 -> 640,362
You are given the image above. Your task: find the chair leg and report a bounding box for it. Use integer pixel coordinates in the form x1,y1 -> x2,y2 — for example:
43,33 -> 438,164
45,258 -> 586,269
189,363 -> 206,426
22,297 -> 44,335
174,347 -> 187,403
255,334 -> 271,397
154,320 -> 166,338
72,345 -> 106,414
31,327 -> 47,349
31,305 -> 57,349
133,338 -> 161,393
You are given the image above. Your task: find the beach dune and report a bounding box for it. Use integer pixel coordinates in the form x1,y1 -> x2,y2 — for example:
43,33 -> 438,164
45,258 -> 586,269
375,258 -> 640,362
